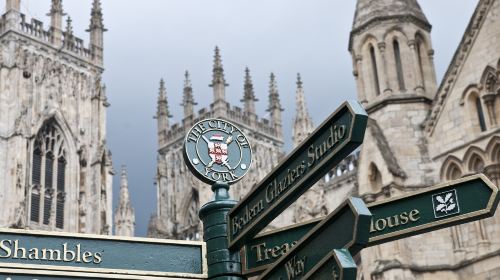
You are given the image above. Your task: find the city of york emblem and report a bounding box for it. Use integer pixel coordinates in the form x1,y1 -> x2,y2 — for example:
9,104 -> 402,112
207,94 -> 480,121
183,119 -> 252,185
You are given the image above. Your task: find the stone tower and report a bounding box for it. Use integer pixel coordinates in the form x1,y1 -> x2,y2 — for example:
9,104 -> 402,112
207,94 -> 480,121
148,48 -> 285,240
0,0 -> 113,234
349,0 -> 439,277
114,166 -> 135,237
349,0 -> 437,202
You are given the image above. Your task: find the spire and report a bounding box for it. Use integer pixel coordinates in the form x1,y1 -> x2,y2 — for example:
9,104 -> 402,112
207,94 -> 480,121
156,79 -> 172,134
267,72 -> 284,138
241,67 -> 258,115
352,0 -> 429,31
88,0 -> 105,31
65,16 -> 73,36
48,0 -> 65,46
181,71 -> 197,118
293,73 -> 314,146
114,166 -> 135,237
87,0 -> 106,65
209,46 -> 228,103
64,17 -> 75,50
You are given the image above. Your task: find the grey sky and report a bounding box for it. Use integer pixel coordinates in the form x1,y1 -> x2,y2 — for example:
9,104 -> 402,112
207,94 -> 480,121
20,0 -> 478,236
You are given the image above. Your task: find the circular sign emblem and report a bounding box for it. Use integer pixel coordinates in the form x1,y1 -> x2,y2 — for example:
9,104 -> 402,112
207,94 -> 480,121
183,119 -> 252,185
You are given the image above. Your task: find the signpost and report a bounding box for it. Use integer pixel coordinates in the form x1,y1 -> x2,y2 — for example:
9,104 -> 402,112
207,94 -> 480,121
228,100 -> 368,250
256,197 -> 371,280
0,228 -> 207,279
242,174 -> 499,276
302,249 -> 357,280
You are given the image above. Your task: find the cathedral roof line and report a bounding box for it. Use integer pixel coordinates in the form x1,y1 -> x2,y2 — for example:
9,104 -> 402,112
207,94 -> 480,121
1,0 -> 105,66
424,0 -> 494,135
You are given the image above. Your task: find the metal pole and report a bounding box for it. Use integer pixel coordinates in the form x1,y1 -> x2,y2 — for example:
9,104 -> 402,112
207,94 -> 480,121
199,182 -> 244,280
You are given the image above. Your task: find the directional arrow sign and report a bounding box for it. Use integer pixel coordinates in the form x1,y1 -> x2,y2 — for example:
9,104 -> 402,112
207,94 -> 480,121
228,100 -> 368,250
257,197 -> 371,280
0,228 -> 207,279
367,173 -> 499,245
303,249 -> 357,280
242,174 -> 499,275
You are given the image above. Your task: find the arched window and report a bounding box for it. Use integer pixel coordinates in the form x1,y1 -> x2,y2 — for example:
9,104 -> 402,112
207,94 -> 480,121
415,34 -> 425,89
30,120 -> 67,229
445,163 -> 462,181
368,163 -> 382,191
393,40 -> 405,90
369,45 -> 381,96
469,154 -> 485,173
475,97 -> 487,132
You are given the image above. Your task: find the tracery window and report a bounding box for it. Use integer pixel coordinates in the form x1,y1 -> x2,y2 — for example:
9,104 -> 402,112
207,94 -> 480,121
30,120 -> 67,229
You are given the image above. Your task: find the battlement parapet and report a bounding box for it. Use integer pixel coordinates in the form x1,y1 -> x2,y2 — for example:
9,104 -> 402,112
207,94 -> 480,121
159,102 -> 281,148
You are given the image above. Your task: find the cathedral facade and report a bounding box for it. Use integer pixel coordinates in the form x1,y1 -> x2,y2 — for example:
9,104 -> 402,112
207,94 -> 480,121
151,0 -> 500,279
0,0 -> 119,235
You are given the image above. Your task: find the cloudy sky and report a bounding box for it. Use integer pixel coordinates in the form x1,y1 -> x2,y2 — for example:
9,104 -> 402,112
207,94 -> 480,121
20,0 -> 478,236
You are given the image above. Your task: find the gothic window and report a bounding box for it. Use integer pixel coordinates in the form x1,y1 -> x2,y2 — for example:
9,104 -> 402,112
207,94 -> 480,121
475,97 -> 487,132
393,40 -> 406,90
369,45 -> 381,96
415,35 -> 426,90
445,163 -> 462,181
29,120 -> 67,229
368,163 -> 382,191
468,154 -> 485,173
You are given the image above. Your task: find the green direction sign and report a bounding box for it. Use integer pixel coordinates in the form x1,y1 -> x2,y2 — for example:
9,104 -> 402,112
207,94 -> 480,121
228,100 -> 368,250
367,173 -> 499,245
0,228 -> 207,279
242,174 -> 499,275
257,197 -> 371,280
303,249 -> 356,280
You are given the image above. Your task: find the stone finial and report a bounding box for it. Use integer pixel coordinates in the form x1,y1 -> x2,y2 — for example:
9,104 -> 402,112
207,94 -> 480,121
241,67 -> 258,115
293,73 -> 314,146
88,0 -> 106,31
114,165 -> 135,237
209,46 -> 228,103
267,72 -> 284,138
65,16 -> 73,36
267,72 -> 283,112
48,0 -> 65,16
63,17 -> 75,50
182,71 -> 197,118
211,46 -> 226,84
156,78 -> 172,130
47,0 -> 66,46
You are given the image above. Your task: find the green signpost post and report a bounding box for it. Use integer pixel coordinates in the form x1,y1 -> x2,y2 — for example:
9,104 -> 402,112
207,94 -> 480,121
227,101 -> 368,250
256,197 -> 371,280
0,228 -> 207,279
240,174 -> 499,276
303,249 -> 357,280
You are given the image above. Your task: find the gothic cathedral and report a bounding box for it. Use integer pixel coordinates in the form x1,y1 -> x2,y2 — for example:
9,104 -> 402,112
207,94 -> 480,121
151,0 -> 500,279
0,0 -> 119,235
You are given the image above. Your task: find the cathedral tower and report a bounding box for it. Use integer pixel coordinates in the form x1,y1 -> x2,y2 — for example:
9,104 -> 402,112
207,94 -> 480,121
149,48 -> 284,239
0,0 -> 113,234
349,0 -> 437,200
